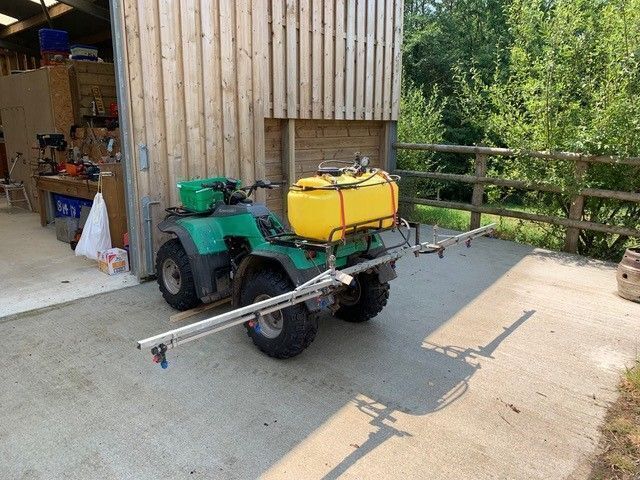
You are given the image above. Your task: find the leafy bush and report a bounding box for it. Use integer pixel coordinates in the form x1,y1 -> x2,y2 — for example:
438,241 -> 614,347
404,0 -> 640,259
397,80 -> 446,202
397,80 -> 445,170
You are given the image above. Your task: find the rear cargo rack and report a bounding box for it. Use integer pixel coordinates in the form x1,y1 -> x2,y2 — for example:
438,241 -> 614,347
267,215 -> 397,251
326,215 -> 396,242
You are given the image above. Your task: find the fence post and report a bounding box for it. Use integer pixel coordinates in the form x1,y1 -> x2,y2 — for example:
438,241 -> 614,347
563,160 -> 588,254
470,152 -> 487,230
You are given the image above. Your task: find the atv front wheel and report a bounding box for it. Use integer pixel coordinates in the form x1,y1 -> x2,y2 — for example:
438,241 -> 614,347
335,272 -> 389,323
156,238 -> 202,311
240,269 -> 317,359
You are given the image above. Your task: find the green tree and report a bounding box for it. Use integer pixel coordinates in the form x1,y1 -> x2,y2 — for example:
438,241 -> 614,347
397,79 -> 445,202
397,80 -> 445,170
403,0 -> 512,145
402,0 -> 514,202
455,0 -> 640,258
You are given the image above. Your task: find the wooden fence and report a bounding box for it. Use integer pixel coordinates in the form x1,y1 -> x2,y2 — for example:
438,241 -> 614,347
393,143 -> 640,253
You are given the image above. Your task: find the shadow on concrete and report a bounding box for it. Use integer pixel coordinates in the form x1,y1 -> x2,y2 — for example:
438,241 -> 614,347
323,401 -> 412,480
320,310 -> 536,480
168,230 -> 534,476
1,227 -> 542,478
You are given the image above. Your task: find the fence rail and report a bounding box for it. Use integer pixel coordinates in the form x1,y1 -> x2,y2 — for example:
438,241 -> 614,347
393,142 -> 640,253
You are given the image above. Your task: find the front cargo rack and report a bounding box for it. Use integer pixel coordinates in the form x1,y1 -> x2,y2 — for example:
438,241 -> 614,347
164,206 -> 213,217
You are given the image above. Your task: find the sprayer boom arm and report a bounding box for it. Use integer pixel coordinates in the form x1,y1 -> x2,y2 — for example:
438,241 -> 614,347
137,224 -> 496,354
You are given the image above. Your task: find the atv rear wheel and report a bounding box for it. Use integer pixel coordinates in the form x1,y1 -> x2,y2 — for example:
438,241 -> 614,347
240,269 -> 317,359
156,238 -> 202,311
335,272 -> 389,323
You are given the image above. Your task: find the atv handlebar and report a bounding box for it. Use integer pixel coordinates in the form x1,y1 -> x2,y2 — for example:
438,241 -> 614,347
201,179 -> 284,191
200,179 -> 285,205
243,180 -> 285,197
250,179 -> 284,190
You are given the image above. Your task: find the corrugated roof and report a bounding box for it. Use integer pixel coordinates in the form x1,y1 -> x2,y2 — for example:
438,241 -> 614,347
0,0 -> 112,58
0,0 -> 58,24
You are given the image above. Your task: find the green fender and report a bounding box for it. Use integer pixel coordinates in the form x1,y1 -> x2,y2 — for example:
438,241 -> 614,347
157,216 -> 232,300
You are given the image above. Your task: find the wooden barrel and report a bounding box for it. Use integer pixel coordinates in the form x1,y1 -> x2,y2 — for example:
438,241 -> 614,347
617,247 -> 640,303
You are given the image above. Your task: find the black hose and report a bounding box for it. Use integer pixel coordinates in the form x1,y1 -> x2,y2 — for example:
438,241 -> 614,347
290,170 -> 387,191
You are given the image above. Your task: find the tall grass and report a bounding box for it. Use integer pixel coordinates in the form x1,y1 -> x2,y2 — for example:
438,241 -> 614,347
590,359 -> 640,479
406,204 -> 565,252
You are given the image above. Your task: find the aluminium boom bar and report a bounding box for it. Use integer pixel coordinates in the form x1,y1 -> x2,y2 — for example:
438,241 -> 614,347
137,223 -> 496,354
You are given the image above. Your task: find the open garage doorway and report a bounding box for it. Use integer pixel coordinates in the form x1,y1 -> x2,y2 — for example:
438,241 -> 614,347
0,0 -> 136,318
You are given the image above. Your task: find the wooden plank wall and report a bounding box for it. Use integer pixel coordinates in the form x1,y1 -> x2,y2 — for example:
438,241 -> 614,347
115,0 -> 403,274
69,61 -> 117,120
264,118 -> 384,215
264,119 -> 285,216
0,50 -> 38,76
0,67 -> 75,209
119,0 -> 270,270
267,0 -> 404,120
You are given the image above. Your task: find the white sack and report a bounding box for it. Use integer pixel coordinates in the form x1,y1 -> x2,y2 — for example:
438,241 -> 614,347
75,192 -> 111,260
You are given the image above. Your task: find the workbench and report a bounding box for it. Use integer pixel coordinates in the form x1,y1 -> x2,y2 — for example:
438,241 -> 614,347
35,163 -> 127,248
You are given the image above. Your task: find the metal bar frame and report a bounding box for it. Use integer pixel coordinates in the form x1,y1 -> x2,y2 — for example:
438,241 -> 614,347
267,216 -> 396,251
109,0 -> 142,276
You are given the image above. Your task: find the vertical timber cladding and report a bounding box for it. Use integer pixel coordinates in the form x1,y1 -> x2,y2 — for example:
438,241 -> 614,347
116,0 -> 403,275
268,0 -> 404,120
119,0 -> 270,275
264,0 -> 404,213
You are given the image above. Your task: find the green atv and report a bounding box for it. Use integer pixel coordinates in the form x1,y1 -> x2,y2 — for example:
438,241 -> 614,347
156,163 -> 397,359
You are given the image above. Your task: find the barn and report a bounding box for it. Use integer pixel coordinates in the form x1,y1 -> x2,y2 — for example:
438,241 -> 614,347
0,0 -> 404,311
113,0 -> 404,276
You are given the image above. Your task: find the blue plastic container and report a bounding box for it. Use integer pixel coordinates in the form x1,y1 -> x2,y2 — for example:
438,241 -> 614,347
38,29 -> 70,53
53,194 -> 92,218
70,44 -> 98,58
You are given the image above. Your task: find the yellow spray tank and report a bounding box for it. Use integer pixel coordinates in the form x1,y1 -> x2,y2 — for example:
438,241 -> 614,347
287,156 -> 399,242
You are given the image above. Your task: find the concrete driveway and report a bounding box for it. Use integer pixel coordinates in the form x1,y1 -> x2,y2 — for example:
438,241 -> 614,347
0,204 -> 137,318
2,232 -> 639,479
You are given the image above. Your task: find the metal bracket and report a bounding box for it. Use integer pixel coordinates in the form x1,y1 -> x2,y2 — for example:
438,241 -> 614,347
334,271 -> 354,286
141,196 -> 160,276
138,143 -> 149,171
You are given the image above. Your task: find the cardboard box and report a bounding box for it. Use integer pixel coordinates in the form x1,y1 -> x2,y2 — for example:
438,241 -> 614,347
76,127 -> 120,163
97,248 -> 130,275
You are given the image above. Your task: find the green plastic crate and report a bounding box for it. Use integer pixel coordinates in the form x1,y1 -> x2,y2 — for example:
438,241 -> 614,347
177,177 -> 227,212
